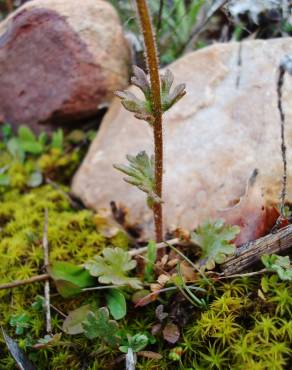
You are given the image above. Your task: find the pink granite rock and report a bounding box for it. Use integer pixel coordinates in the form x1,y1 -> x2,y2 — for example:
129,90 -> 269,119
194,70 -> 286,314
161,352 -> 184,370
0,0 -> 131,130
72,39 -> 292,241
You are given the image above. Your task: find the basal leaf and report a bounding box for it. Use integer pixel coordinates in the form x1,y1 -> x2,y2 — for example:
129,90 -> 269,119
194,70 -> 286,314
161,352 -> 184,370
261,254 -> 292,281
62,305 -> 92,335
119,333 -> 149,353
85,248 -> 142,290
106,289 -> 127,320
82,307 -> 121,346
48,262 -> 95,298
191,219 -> 240,270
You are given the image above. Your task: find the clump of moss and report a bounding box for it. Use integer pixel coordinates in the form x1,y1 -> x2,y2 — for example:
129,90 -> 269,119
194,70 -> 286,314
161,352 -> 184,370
0,134 -> 291,369
181,277 -> 292,369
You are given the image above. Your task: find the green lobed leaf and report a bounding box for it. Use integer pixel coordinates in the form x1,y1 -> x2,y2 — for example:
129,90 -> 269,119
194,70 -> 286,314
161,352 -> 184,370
261,254 -> 292,281
191,219 -> 240,270
119,333 -> 149,353
9,313 -> 30,336
114,151 -> 160,206
82,307 -> 121,346
48,261 -> 96,298
85,247 -> 142,290
106,289 -> 127,320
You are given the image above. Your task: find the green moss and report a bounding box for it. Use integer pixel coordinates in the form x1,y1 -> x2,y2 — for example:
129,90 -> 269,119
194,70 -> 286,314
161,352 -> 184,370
0,140 -> 291,369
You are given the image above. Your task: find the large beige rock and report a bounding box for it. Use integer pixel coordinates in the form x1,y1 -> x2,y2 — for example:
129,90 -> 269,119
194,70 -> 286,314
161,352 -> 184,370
72,38 -> 292,241
0,0 -> 130,130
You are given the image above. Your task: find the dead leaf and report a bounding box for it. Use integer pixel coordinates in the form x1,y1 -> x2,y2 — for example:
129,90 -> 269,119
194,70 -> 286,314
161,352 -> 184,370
32,334 -> 62,349
167,258 -> 179,268
162,322 -> 180,344
157,274 -> 170,286
1,328 -> 36,370
218,169 -> 279,245
131,290 -> 150,305
151,323 -> 162,335
155,305 -> 168,322
135,291 -> 159,307
150,283 -> 163,292
180,261 -> 196,281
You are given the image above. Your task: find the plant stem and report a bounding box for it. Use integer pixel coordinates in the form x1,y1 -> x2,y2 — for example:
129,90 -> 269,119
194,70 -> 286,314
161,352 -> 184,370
277,65 -> 287,217
6,0 -> 13,13
136,0 -> 164,242
0,273 -> 49,290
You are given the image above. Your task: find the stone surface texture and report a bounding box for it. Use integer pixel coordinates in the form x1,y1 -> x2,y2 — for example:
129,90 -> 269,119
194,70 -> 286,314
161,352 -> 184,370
72,38 -> 292,241
0,0 -> 130,129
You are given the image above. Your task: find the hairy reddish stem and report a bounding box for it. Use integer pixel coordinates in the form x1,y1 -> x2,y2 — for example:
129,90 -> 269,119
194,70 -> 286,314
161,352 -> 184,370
136,0 -> 163,242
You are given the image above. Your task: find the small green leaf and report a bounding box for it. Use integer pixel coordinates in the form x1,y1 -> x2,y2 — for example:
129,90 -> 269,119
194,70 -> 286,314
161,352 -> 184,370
106,289 -> 127,320
51,129 -> 64,151
144,240 -> 157,282
62,305 -> 92,335
17,126 -> 44,154
18,126 -> 36,142
20,141 -> 43,155
48,262 -> 95,298
9,313 -> 30,335
114,151 -> 160,206
119,333 -> 149,353
38,132 -> 48,146
1,123 -> 12,142
82,307 -> 121,346
85,247 -> 142,290
160,69 -> 186,112
261,254 -> 292,281
31,295 -> 45,311
7,138 -> 25,162
191,219 -> 240,270
27,171 -> 43,188
131,66 -> 151,99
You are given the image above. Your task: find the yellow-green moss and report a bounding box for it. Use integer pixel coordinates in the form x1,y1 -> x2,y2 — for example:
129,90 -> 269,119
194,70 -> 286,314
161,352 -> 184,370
0,143 -> 291,370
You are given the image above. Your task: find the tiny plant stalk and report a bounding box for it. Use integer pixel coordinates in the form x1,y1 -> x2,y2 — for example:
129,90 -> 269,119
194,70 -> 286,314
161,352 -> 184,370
135,0 -> 163,242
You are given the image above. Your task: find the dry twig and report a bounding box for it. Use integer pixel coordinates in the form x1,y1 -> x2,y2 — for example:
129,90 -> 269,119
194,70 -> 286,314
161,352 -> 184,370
42,209 -> 52,334
222,224 -> 292,275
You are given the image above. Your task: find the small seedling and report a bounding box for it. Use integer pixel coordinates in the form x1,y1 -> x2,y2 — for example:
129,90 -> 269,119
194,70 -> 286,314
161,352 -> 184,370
191,219 -> 240,270
261,254 -> 292,281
